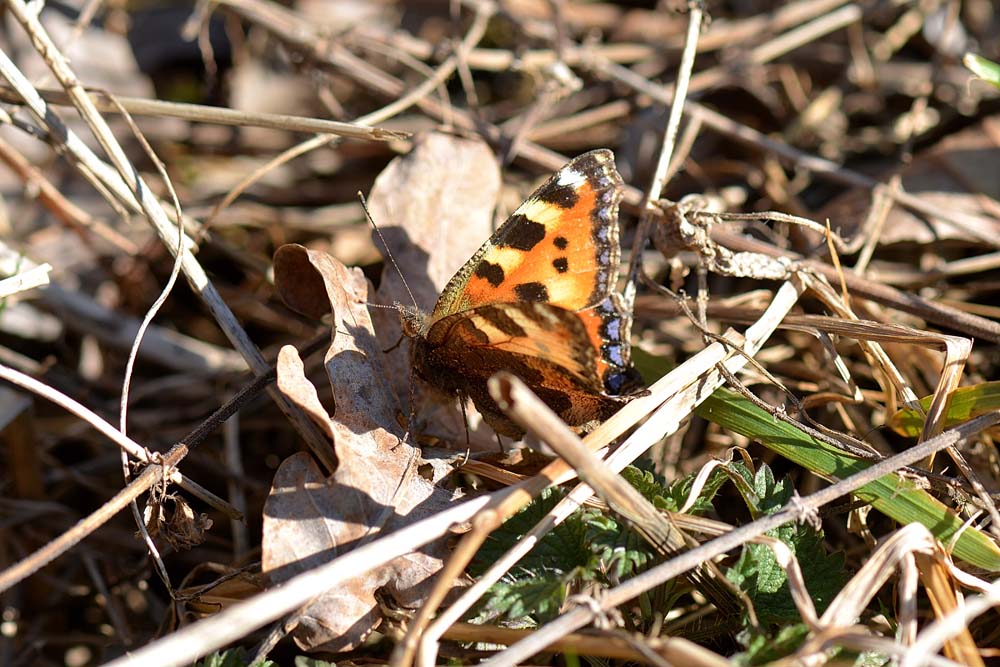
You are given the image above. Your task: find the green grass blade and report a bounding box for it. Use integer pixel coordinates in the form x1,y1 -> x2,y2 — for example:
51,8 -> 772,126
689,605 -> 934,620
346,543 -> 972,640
888,381 -> 1000,437
696,388 -> 1000,571
964,53 -> 1000,88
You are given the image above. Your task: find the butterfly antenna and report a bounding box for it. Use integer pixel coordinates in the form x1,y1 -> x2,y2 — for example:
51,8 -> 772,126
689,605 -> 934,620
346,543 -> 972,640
359,192 -> 419,309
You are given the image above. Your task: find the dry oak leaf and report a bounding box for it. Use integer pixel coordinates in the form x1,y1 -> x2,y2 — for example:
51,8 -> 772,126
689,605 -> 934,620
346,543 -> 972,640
366,132 -> 502,446
267,245 -> 458,652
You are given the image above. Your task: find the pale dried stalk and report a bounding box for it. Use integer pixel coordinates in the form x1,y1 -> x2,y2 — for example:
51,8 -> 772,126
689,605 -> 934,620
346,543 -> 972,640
1,0 -> 334,470
204,0 -> 491,226
0,262 -> 50,299
626,3 -> 703,300
443,621 -> 730,666
0,85 -> 407,140
0,364 -> 193,594
474,413 -> 1000,667
100,489 -> 503,667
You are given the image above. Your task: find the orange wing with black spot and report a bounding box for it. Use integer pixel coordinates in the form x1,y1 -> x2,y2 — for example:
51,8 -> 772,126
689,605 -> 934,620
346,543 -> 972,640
430,150 -> 623,317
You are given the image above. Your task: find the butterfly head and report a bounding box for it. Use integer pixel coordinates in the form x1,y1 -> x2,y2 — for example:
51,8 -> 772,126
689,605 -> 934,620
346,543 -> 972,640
397,302 -> 428,339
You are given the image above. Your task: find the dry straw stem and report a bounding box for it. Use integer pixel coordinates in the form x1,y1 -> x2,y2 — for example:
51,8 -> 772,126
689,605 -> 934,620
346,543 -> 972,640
593,55 -> 998,248
626,2 -> 703,301
102,488 -> 504,667
0,239 -> 246,375
797,274 -> 976,462
713,228 -> 1000,345
0,323 -> 287,592
409,281 -> 805,667
0,260 -> 50,300
1,0 -> 335,470
0,365 -> 193,593
0,84 -> 407,141
474,411 -> 1000,667
526,0 -> 858,143
0,133 -> 136,253
488,371 -> 744,616
226,0 -> 998,264
903,584 -> 1000,667
784,523 -> 993,664
219,0 -> 1000,269
217,0 -> 1000,349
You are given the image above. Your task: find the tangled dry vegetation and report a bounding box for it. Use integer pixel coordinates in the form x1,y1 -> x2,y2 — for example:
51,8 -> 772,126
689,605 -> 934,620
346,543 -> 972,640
1,1 -> 1000,666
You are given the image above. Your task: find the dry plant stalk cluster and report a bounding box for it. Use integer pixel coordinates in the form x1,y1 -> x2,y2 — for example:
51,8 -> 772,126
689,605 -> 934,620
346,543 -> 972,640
1,1 -> 999,667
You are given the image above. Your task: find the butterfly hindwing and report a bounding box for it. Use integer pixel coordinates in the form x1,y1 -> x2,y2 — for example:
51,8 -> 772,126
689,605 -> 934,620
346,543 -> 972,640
418,302 -> 617,437
425,302 -> 602,390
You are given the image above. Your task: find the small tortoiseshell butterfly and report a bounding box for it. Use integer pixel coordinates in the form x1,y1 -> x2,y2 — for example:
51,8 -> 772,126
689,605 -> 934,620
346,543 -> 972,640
400,150 -> 640,439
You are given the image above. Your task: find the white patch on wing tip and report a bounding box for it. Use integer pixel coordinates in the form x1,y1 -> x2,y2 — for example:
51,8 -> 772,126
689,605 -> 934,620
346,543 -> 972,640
555,167 -> 586,187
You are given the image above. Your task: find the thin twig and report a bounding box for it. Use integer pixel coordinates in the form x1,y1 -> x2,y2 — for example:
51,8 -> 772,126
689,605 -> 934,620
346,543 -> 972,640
625,3 -> 703,307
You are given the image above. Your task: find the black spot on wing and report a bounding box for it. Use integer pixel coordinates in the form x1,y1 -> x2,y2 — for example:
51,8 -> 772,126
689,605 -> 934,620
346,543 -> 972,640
499,214 -> 546,251
480,308 -> 526,337
553,236 -> 569,250
537,388 -> 573,415
514,282 -> 549,302
552,257 -> 568,273
536,182 -> 580,209
474,260 -> 505,287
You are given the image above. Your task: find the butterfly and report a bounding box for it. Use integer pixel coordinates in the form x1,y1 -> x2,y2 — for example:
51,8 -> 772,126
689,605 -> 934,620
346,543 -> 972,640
399,149 -> 640,439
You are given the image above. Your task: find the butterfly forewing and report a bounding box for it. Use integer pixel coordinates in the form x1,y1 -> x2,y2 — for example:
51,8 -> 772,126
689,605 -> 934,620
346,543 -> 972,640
429,150 -> 623,322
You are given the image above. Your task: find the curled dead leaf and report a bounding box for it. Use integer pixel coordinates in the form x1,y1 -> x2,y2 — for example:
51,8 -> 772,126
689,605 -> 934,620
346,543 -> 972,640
268,248 -> 460,652
365,132 -> 502,445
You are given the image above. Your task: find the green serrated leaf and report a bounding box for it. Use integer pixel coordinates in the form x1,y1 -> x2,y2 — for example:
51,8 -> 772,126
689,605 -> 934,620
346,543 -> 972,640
470,575 -> 572,623
471,488 -> 600,624
195,649 -> 276,667
294,658 -> 337,667
471,488 -> 593,579
728,464 -> 847,624
753,464 -> 794,515
735,623 -> 810,665
586,512 -> 657,578
737,622 -> 886,666
727,522 -> 846,624
697,388 -> 1000,572
620,461 -> 726,514
619,464 -> 673,506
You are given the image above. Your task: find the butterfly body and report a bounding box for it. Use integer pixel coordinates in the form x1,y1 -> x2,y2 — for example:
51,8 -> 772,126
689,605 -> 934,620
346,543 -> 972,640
402,150 -> 639,438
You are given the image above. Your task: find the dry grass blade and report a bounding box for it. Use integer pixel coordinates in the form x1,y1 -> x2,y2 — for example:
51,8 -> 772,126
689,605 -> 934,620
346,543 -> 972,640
0,0 -> 334,464
0,84 -> 409,141
488,371 -> 742,614
0,260 -> 51,299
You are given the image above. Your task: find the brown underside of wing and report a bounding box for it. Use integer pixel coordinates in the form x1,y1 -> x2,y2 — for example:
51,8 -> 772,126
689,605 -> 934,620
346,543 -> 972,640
417,338 -> 623,438
414,302 -> 623,438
